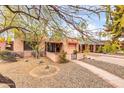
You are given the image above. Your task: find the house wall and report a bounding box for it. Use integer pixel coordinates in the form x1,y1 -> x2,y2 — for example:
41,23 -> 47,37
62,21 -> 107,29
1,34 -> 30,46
66,44 -> 78,54
46,52 -> 59,62
0,46 -> 6,51
45,39 -> 79,62
13,38 -> 46,58
79,44 -> 103,53
0,42 -> 6,51
13,38 -> 79,54
13,38 -> 24,52
63,39 -> 79,54
13,38 -> 107,60
12,38 -> 105,58
24,51 -> 33,57
93,45 -> 96,52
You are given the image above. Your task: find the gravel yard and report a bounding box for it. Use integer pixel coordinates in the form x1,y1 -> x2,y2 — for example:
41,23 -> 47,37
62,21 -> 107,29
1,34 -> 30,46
79,58 -> 124,79
0,57 -> 113,88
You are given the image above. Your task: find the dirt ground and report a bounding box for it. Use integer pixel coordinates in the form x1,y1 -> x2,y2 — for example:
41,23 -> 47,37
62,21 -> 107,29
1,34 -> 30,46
0,57 -> 112,88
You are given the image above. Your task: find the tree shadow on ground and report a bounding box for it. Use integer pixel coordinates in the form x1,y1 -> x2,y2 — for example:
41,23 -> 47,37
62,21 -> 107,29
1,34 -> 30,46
0,73 -> 16,88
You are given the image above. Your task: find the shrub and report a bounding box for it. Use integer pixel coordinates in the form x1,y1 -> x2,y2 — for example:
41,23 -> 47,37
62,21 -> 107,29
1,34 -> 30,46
0,50 -> 17,62
122,48 -> 124,52
83,47 -> 90,53
102,41 -> 121,54
82,47 -> 90,59
58,50 -> 68,63
73,50 -> 78,54
97,46 -> 103,53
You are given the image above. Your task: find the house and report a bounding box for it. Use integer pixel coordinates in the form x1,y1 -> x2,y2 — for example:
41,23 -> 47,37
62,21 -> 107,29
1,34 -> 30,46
11,38 -> 79,62
45,38 -> 79,61
79,39 -> 104,53
2,36 -> 124,62
2,37 -> 102,61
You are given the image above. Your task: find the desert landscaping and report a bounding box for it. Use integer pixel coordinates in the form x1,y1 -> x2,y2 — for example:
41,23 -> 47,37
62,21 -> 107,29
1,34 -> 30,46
0,5 -> 124,88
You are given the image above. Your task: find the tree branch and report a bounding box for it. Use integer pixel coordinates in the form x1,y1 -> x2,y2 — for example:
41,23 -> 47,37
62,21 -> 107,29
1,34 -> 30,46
5,5 -> 46,21
0,26 -> 30,33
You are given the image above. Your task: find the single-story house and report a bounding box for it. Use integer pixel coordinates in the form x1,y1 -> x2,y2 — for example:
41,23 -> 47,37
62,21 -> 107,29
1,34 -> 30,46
1,37 -> 124,62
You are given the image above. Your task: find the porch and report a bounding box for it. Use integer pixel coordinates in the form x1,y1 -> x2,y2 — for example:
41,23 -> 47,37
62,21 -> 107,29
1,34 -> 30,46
45,42 -> 63,62
79,44 -> 104,53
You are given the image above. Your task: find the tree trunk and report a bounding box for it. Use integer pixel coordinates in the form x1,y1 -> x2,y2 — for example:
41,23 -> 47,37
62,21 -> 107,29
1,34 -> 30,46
35,49 -> 40,59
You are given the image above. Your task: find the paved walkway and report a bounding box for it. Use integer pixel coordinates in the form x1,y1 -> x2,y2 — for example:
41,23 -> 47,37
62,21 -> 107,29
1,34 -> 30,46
87,53 -> 124,67
90,53 -> 124,59
71,59 -> 124,88
67,53 -> 124,88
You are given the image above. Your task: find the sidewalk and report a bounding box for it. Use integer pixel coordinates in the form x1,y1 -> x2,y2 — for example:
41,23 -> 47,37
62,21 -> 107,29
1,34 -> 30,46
87,53 -> 124,67
71,59 -> 124,88
89,53 -> 124,59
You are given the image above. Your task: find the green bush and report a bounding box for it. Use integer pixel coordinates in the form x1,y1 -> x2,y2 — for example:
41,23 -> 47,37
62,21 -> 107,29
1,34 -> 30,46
58,50 -> 68,63
82,47 -> 90,58
102,41 -> 121,54
121,48 -> 124,52
0,51 -> 17,62
102,43 -> 111,53
97,46 -> 103,53
73,50 -> 78,54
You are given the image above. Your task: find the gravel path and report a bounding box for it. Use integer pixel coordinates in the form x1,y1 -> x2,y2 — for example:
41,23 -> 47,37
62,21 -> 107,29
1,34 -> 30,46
0,57 -> 113,88
79,58 -> 124,79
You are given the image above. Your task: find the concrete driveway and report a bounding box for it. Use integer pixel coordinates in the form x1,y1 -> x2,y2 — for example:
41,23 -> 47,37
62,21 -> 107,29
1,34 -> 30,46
76,53 -> 124,67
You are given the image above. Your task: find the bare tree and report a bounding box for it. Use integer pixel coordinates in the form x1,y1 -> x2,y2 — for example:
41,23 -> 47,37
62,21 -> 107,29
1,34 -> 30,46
0,5 -> 105,40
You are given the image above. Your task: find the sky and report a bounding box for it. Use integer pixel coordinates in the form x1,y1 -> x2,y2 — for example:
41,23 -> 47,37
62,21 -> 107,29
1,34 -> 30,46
88,12 -> 106,30
83,11 -> 106,31
68,10 -> 107,40
86,12 -> 109,41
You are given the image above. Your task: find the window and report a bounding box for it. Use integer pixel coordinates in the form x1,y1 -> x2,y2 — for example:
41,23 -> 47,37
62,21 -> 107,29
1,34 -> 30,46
24,41 -> 33,50
6,42 -> 13,50
46,42 -> 62,52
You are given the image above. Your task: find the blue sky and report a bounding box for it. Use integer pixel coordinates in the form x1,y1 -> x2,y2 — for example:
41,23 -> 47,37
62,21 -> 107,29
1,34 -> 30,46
91,12 -> 106,29
86,12 -> 106,31
65,10 -> 108,41
67,11 -> 107,38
